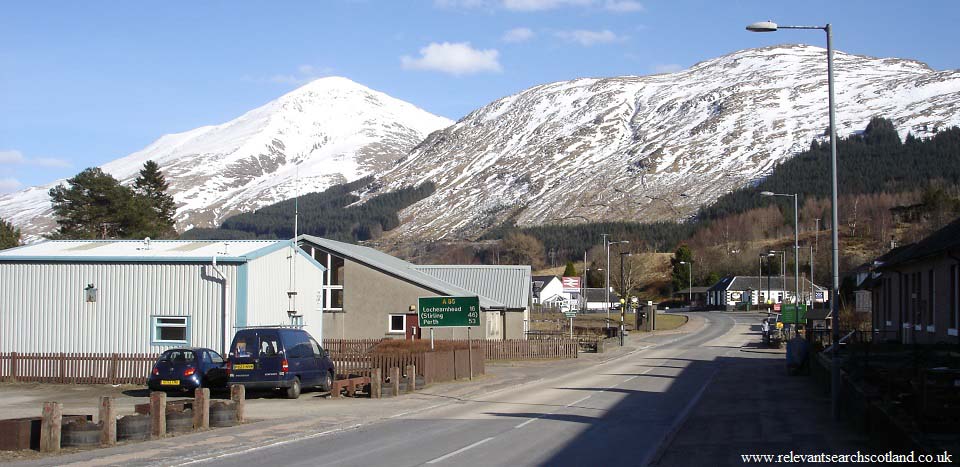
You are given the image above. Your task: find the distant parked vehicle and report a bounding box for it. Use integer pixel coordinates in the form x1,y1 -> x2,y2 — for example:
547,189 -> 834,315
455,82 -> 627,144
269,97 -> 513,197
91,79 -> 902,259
147,348 -> 228,392
227,327 -> 335,399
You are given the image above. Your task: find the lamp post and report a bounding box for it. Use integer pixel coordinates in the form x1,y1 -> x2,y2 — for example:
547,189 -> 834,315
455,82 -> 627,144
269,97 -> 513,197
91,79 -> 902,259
619,249 -> 632,346
679,260 -> 693,306
606,239 -> 629,330
764,252 -> 775,306
770,249 -> 786,303
748,20 -> 841,420
762,191 -> 801,334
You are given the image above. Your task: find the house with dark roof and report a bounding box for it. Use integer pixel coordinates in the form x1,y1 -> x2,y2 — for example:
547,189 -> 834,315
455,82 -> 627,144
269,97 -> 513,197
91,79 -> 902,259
297,235 -> 529,340
867,217 -> 960,344
532,275 -> 564,305
707,276 -> 827,308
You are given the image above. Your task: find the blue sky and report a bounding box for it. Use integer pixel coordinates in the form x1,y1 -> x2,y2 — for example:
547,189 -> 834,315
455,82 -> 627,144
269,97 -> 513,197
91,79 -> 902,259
2,0 -> 959,194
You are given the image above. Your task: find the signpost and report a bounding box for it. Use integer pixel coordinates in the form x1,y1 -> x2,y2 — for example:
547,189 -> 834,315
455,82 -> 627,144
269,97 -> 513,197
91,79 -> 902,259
781,304 -> 807,325
563,309 -> 577,338
418,296 -> 480,380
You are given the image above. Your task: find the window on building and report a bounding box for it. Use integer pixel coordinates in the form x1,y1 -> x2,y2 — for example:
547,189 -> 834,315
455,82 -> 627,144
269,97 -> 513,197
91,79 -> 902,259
152,316 -> 189,345
951,265 -> 958,330
388,314 -> 405,334
928,269 -> 935,329
314,249 -> 346,312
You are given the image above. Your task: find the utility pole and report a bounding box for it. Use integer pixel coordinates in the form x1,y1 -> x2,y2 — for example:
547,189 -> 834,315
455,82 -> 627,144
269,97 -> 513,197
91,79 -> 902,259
602,234 -> 610,330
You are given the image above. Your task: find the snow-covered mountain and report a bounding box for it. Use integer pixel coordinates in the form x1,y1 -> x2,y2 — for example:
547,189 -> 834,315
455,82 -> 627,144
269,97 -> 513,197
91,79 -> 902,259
0,77 -> 452,238
374,44 -> 960,240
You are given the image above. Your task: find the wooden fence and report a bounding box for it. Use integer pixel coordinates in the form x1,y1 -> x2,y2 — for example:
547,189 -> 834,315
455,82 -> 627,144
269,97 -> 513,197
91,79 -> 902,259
322,339 -> 382,354
0,352 -> 157,385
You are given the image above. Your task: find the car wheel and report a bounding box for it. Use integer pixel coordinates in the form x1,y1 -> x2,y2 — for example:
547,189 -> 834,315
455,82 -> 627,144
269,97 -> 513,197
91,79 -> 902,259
320,371 -> 333,392
284,377 -> 301,399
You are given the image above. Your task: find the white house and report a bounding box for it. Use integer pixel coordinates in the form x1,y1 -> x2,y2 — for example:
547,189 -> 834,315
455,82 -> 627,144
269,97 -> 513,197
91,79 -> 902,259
0,239 -> 325,355
707,276 -> 827,307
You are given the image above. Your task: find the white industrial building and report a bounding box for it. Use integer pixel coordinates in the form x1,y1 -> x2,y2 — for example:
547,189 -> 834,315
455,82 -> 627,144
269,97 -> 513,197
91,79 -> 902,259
0,239 -> 325,355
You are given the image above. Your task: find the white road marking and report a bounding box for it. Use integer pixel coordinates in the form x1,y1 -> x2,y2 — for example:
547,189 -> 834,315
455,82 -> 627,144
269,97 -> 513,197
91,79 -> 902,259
426,437 -> 495,464
177,423 -> 364,465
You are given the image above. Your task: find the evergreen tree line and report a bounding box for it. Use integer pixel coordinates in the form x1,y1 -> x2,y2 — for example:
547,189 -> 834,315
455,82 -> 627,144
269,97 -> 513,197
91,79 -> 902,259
696,118 -> 960,222
46,161 -> 177,240
183,176 -> 436,242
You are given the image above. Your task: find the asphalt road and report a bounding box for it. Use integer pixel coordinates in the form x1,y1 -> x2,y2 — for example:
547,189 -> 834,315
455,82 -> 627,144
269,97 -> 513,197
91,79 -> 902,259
193,312 -> 760,467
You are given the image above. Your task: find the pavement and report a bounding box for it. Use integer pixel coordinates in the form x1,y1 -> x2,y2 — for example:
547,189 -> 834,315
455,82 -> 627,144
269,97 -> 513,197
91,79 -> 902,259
652,316 -> 874,467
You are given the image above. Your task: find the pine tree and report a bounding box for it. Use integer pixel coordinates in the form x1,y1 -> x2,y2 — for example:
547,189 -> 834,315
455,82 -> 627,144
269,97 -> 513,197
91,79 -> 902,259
0,218 -> 21,250
133,160 -> 177,238
562,261 -> 577,277
670,244 -> 694,292
48,168 -> 131,239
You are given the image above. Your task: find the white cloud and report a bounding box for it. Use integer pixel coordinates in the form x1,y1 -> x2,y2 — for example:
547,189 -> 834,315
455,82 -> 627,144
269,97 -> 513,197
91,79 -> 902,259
556,29 -> 623,46
502,27 -> 535,43
653,63 -> 684,74
0,178 -> 22,194
604,0 -> 643,12
0,149 -> 70,169
0,150 -> 25,164
503,0 -> 591,10
401,42 -> 502,76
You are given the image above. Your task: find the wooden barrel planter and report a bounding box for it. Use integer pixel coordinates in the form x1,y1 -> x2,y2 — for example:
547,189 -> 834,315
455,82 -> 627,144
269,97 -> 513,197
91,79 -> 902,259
166,410 -> 194,434
61,419 -> 101,448
117,415 -> 151,441
209,402 -> 237,428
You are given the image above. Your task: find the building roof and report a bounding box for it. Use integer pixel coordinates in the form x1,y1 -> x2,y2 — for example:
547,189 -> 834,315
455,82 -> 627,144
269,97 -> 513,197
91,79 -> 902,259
708,276 -> 825,292
532,275 -> 558,283
416,265 -> 531,310
298,235 -> 506,309
878,216 -> 960,269
0,239 -> 298,263
583,287 -> 619,303
674,286 -> 710,296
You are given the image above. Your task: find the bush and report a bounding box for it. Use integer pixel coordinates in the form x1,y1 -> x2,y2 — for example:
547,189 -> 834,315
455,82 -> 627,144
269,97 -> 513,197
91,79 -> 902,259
371,339 -> 470,354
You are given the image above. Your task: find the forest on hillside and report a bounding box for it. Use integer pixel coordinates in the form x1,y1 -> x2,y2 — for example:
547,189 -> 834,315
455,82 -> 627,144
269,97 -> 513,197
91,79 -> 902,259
181,176 -> 436,242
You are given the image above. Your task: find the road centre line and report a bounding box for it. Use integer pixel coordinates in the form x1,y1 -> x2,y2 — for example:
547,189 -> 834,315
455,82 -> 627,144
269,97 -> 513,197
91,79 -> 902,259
425,437 -> 495,464
177,423 -> 364,465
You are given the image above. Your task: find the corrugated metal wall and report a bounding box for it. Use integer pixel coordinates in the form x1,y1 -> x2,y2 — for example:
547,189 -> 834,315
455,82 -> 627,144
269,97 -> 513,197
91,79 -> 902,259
0,261 -> 237,354
245,248 -> 325,340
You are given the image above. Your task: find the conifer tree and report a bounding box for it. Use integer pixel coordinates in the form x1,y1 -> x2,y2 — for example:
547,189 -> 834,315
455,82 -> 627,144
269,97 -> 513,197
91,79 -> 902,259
563,261 -> 577,277
0,218 -> 21,250
133,160 -> 177,238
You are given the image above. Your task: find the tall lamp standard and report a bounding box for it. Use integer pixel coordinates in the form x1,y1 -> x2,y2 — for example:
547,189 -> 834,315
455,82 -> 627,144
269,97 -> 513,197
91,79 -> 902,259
747,20 -> 841,420
770,249 -> 786,303
762,191 -> 801,331
606,239 -> 629,330
619,249 -> 632,346
679,260 -> 694,305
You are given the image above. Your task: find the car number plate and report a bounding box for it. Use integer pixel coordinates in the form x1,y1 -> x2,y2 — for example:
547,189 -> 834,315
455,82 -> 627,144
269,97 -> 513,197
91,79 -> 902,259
233,363 -> 254,370
161,380 -> 179,386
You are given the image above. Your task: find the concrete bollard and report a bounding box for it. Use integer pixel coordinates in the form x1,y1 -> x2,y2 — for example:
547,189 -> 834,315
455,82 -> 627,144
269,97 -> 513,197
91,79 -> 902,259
99,396 -> 116,446
390,367 -> 400,397
406,365 -> 416,393
230,384 -> 245,423
193,387 -> 210,430
371,368 -> 382,399
149,391 -> 166,438
40,401 -> 62,453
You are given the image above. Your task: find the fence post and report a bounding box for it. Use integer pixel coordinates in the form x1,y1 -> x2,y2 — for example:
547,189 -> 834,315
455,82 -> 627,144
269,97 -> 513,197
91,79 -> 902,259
371,368 -> 381,399
40,401 -> 62,453
109,353 -> 119,385
10,352 -> 18,382
59,352 -> 66,384
390,367 -> 400,397
406,365 -> 416,393
99,396 -> 116,446
231,384 -> 245,423
150,391 -> 166,438
193,388 -> 210,430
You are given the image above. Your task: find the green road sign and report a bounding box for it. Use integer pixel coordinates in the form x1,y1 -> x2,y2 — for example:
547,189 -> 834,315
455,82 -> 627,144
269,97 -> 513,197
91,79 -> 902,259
563,311 -> 577,318
418,296 -> 480,327
781,304 -> 808,324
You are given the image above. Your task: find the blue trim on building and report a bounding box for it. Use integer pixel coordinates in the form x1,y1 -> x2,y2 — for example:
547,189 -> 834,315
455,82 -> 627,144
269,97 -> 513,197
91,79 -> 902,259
297,247 -> 326,272
236,263 -> 248,328
244,240 -> 294,261
0,256 -> 248,263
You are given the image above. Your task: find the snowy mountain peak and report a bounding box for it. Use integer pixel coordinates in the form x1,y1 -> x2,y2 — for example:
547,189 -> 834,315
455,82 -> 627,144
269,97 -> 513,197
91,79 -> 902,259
1,78 -> 453,239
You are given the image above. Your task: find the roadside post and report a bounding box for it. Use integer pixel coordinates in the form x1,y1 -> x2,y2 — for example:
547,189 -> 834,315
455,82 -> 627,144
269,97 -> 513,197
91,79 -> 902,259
418,296 -> 481,381
40,401 -> 62,453
99,396 -> 116,446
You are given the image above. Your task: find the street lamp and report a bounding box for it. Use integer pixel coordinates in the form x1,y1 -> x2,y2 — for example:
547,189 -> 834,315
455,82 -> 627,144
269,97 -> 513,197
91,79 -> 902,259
770,249 -> 786,303
761,191 -> 801,315
679,260 -> 693,305
619,249 -> 632,346
605,238 -> 629,329
748,20 -> 841,420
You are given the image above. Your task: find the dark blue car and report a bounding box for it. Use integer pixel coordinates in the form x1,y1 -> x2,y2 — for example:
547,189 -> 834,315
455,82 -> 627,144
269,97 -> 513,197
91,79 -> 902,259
227,327 -> 335,399
147,348 -> 228,392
